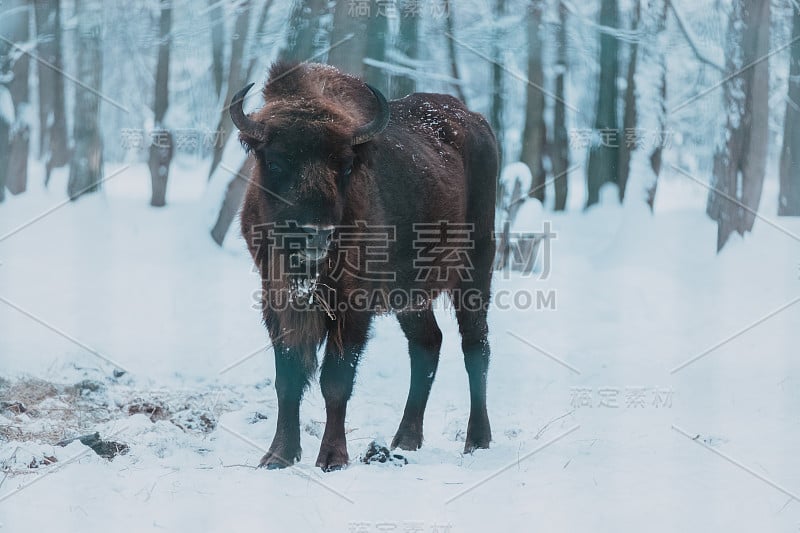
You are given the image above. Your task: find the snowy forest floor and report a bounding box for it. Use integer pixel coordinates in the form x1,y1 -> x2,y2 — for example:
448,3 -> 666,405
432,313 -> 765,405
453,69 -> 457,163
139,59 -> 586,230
1,160 -> 799,532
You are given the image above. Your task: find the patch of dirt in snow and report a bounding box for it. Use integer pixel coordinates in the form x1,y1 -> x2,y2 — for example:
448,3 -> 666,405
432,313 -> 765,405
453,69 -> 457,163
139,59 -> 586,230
0,377 -> 114,443
0,375 -> 247,477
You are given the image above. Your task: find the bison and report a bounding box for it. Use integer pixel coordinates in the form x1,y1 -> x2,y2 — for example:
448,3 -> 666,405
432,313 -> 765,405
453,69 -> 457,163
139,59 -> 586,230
231,62 -> 497,471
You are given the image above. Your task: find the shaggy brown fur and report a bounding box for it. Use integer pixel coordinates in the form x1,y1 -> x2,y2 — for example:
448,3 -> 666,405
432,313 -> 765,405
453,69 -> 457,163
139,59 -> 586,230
234,61 -> 498,471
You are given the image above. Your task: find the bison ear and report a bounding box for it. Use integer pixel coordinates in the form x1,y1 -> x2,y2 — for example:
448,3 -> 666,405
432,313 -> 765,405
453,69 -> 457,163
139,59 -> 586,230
238,132 -> 263,155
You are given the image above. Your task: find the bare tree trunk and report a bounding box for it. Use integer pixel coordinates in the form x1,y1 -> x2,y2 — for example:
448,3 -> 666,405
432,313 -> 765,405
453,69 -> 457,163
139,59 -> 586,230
209,0 -> 225,97
207,0 -> 276,182
328,0 -> 369,76
551,0 -> 569,211
617,0 -> 639,203
443,0 -> 466,102
489,0 -> 505,171
280,0 -> 327,63
364,12 -> 389,94
3,0 -> 30,196
392,2 -> 418,98
586,0 -> 620,208
211,158 -> 253,245
0,9 -> 12,201
210,0 -> 321,245
149,0 -> 173,207
624,0 -> 667,210
208,0 -> 251,180
779,6 -> 800,216
68,0 -> 103,200
520,0 -> 546,203
645,1 -> 667,210
0,117 -> 7,201
0,6 -> 12,201
34,0 -> 70,183
707,0 -> 770,250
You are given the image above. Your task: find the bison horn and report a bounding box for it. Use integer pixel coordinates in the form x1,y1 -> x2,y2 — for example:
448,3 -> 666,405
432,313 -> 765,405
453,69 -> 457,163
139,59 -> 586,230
230,83 -> 269,142
352,84 -> 390,146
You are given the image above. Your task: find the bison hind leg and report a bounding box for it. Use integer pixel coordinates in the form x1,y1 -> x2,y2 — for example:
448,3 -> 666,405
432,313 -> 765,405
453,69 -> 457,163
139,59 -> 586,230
454,242 -> 494,452
456,300 -> 492,453
391,309 -> 442,451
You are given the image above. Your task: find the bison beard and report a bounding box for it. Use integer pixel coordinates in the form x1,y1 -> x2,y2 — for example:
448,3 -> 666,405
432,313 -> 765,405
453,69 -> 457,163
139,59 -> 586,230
232,62 -> 498,471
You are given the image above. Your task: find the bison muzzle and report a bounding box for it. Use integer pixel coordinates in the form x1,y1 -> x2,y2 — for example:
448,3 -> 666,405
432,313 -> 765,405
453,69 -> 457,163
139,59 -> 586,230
231,62 -> 498,471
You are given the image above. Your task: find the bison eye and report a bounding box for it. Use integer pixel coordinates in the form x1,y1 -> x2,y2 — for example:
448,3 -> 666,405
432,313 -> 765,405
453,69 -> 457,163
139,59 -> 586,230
267,161 -> 283,175
342,165 -> 353,177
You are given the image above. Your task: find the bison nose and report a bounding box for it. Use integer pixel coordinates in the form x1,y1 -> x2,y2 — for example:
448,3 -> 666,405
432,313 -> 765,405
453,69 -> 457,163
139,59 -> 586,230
300,225 -> 334,252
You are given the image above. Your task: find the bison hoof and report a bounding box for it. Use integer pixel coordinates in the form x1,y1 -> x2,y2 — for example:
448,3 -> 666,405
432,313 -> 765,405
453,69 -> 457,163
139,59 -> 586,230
464,416 -> 491,453
259,445 -> 301,469
463,438 -> 491,454
391,429 -> 423,451
316,444 -> 349,472
261,460 -> 288,470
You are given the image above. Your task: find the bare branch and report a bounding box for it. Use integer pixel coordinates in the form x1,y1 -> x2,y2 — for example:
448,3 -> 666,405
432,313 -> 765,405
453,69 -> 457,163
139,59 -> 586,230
667,0 -> 726,73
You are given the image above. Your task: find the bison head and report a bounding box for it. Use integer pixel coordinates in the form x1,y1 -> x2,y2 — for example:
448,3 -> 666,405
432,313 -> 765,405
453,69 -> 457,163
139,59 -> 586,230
230,68 -> 390,266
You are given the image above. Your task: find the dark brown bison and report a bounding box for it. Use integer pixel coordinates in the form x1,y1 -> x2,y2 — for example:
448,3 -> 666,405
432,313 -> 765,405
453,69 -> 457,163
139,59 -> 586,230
231,61 -> 497,471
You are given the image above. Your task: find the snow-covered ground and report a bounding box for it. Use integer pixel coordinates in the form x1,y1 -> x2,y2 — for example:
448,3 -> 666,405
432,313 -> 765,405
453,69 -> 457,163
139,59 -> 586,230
1,160 -> 799,532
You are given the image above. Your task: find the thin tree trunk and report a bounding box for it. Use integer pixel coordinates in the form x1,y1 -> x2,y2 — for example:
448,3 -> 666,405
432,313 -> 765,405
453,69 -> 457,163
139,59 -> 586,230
520,0 -> 546,203
0,3 -> 15,202
207,0 -> 275,181
707,0 -> 770,250
3,0 -> 30,196
280,0 -> 327,63
551,0 -> 569,211
645,2 -> 668,210
209,0 -> 225,97
618,0 -> 639,203
364,11 -> 389,94
149,0 -> 173,207
443,0 -> 466,102
328,0 -> 369,76
211,158 -> 253,246
392,2 -> 418,98
34,0 -> 70,183
779,6 -> 800,216
0,117 -> 7,201
625,0 -> 667,210
68,0 -> 103,200
210,0 -> 321,245
490,0 -> 506,205
586,0 -> 620,208
208,0 -> 251,180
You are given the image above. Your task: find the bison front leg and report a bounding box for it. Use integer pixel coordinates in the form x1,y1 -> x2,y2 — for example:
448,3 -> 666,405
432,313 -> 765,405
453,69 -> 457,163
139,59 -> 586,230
260,344 -> 312,469
316,312 -> 372,472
